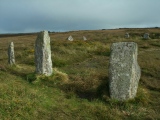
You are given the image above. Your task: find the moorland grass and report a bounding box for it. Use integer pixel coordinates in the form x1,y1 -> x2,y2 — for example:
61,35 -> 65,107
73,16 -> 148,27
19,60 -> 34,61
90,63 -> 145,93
0,28 -> 160,119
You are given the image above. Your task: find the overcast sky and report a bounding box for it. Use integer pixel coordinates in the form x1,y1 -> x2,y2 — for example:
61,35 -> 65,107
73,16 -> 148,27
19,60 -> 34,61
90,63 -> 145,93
0,0 -> 160,33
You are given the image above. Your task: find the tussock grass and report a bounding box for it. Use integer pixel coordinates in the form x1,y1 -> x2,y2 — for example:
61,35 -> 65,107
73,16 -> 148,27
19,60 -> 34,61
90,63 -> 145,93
0,28 -> 160,119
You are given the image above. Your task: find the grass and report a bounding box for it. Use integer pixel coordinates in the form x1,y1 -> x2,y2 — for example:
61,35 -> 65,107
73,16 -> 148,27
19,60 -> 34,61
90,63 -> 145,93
0,28 -> 160,119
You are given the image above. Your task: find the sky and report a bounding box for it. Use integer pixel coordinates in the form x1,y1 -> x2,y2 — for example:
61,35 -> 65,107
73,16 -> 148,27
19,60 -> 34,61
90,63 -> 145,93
0,0 -> 160,33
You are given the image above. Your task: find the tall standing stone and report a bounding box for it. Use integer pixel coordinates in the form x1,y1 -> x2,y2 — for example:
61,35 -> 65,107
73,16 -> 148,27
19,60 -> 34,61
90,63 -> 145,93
109,42 -> 141,101
143,33 -> 150,39
35,31 -> 53,76
8,42 -> 15,65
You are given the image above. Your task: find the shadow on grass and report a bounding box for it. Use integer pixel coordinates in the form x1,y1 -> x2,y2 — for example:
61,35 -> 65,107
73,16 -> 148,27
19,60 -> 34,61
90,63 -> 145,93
61,76 -> 110,101
141,78 -> 160,92
141,69 -> 160,92
6,65 -> 35,82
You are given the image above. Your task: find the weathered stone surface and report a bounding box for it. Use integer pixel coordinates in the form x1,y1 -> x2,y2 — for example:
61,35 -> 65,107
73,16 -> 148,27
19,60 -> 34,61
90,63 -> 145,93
35,30 -> 52,76
67,35 -> 73,41
143,33 -> 150,39
83,36 -> 87,40
109,42 -> 141,101
8,42 -> 15,65
125,33 -> 130,38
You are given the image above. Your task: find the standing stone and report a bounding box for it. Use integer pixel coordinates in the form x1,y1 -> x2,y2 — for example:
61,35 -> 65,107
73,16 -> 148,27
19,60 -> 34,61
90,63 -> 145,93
67,35 -> 73,41
109,42 -> 141,101
143,33 -> 150,39
125,33 -> 130,38
8,42 -> 15,65
83,36 -> 87,40
35,30 -> 52,76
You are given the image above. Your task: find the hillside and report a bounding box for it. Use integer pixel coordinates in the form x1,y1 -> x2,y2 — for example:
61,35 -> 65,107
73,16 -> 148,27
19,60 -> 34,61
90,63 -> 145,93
0,28 -> 160,120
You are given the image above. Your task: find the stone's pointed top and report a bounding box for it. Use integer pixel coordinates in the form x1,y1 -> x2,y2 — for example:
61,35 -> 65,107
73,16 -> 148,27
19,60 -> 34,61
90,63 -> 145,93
38,30 -> 49,35
125,32 -> 129,36
67,35 -> 73,41
83,36 -> 87,40
41,30 -> 48,33
36,30 -> 50,44
10,42 -> 14,46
